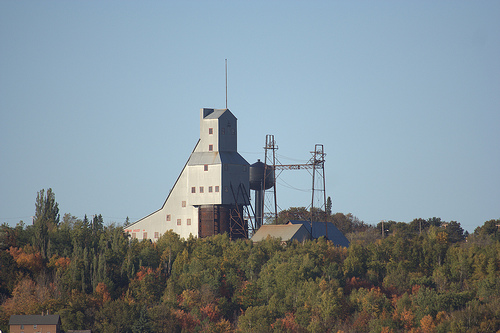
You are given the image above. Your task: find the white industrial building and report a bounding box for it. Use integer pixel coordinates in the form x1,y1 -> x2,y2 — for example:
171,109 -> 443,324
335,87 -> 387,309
125,108 -> 250,241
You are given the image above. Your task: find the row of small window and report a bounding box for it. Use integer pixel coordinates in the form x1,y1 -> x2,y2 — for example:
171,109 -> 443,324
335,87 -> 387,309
209,127 -> 235,135
19,325 -> 45,331
130,232 -> 160,239
192,185 -> 220,193
165,215 -> 192,226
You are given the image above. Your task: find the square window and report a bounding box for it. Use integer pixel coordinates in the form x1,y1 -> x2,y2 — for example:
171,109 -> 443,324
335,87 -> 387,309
177,219 -> 181,225
182,201 -> 186,207
204,164 -> 208,171
154,232 -> 159,238
208,186 -> 213,193
215,186 -> 220,192
199,186 -> 204,193
187,218 -> 191,225
166,214 -> 171,221
209,128 -> 213,134
143,232 -> 147,239
209,144 -> 213,151
191,187 -> 196,193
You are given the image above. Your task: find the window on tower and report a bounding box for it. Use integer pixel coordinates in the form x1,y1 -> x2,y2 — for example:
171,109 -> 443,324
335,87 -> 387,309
187,218 -> 191,225
209,186 -> 213,193
204,164 -> 208,171
192,187 -> 196,193
209,144 -> 213,151
209,128 -> 213,135
215,186 -> 220,192
200,186 -> 204,193
177,219 -> 181,225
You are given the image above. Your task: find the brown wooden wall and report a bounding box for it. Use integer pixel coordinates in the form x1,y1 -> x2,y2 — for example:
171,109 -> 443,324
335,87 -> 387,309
198,205 -> 247,239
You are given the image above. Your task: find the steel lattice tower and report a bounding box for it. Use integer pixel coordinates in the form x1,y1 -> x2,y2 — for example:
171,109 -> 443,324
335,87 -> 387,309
261,136 -> 327,225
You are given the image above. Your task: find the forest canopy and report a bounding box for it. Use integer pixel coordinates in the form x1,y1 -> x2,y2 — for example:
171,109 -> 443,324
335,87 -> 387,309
1,189 -> 499,333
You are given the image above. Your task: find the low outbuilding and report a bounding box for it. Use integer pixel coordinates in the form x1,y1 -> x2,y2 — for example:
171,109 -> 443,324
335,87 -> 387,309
9,315 -> 61,333
251,223 -> 311,243
287,220 -> 350,247
251,220 -> 349,247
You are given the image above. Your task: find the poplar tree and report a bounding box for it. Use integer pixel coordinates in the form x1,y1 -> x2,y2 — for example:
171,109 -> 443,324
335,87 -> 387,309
33,188 -> 60,258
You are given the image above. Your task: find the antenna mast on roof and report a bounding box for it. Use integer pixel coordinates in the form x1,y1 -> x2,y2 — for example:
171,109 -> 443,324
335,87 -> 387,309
225,59 -> 228,109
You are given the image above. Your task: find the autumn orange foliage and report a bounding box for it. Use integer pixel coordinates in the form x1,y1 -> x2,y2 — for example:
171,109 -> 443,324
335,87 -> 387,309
8,246 -> 43,273
420,315 -> 437,333
95,282 -> 111,304
135,267 -> 154,281
271,312 -> 301,333
200,303 -> 221,322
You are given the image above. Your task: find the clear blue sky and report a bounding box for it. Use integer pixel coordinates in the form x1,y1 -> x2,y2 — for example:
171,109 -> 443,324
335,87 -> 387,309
1,1 -> 499,233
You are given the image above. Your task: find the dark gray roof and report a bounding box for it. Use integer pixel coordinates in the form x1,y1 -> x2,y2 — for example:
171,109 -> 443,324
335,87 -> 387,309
9,315 -> 61,325
203,109 -> 233,119
288,220 -> 350,247
204,109 -> 225,119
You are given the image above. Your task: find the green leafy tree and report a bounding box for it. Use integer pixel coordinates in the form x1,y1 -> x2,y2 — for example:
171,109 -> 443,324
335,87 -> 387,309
132,305 -> 152,333
94,299 -> 137,333
474,219 -> 500,241
237,305 -> 274,333
446,221 -> 465,243
275,207 -> 310,224
33,188 -> 60,258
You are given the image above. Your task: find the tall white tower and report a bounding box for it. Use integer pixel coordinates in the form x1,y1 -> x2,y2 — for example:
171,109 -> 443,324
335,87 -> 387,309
125,108 -> 250,241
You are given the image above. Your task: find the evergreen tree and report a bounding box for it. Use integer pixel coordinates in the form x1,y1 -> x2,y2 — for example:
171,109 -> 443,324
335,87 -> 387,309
132,305 -> 151,333
326,196 -> 332,216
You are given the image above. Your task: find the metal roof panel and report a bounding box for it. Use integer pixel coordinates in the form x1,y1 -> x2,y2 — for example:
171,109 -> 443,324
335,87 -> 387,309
9,315 -> 61,325
251,224 -> 310,242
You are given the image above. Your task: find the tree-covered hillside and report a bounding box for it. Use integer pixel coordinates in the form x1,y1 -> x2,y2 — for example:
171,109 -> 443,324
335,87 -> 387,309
1,189 -> 499,333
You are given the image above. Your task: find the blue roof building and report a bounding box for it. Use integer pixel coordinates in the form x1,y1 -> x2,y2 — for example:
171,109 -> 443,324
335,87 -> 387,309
288,220 -> 350,247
